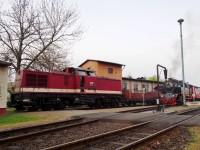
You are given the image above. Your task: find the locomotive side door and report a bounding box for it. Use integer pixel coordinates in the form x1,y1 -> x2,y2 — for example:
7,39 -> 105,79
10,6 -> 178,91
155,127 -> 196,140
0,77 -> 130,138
80,76 -> 85,92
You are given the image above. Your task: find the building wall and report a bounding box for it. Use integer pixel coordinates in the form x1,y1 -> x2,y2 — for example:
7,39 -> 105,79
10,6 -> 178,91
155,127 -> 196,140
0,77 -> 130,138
0,67 -> 8,115
97,63 -> 122,80
80,60 -> 122,80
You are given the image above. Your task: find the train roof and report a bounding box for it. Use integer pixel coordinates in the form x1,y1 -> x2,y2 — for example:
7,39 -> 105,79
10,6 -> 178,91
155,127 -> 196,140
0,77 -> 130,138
122,77 -> 163,84
168,78 -> 200,88
22,67 -> 95,75
64,67 -> 95,73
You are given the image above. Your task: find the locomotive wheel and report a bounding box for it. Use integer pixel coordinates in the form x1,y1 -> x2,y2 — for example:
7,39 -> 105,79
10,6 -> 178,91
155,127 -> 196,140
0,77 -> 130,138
27,107 -> 38,111
41,105 -> 52,111
15,105 -> 25,111
54,102 -> 66,110
27,101 -> 39,111
95,99 -> 103,108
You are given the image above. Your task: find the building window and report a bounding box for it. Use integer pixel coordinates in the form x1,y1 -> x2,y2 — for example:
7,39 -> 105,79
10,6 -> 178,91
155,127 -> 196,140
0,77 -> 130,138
108,67 -> 113,74
134,84 -> 138,92
123,82 -> 128,90
145,84 -> 149,92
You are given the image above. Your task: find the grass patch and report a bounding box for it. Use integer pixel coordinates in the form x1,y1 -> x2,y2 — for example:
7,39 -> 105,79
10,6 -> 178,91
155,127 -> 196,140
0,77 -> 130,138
185,127 -> 200,150
0,111 -> 41,126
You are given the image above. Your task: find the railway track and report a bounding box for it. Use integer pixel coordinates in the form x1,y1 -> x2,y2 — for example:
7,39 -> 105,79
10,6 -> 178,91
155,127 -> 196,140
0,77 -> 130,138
0,118 -> 132,149
0,117 -> 102,144
119,106 -> 157,113
41,108 -> 200,150
1,106 -> 199,150
0,106 -> 157,141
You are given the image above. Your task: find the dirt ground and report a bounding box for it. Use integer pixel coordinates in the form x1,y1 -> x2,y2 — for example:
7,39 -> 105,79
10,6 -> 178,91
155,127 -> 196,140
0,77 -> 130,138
0,105 -> 199,130
134,126 -> 191,150
0,106 -> 152,130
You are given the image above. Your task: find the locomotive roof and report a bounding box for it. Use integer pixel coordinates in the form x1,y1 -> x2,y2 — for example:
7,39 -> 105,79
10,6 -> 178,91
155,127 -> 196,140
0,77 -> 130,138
79,59 -> 125,67
67,67 -> 95,72
0,60 -> 11,67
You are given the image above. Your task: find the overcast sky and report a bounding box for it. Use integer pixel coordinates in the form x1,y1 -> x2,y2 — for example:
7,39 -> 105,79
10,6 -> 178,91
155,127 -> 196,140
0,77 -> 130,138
2,0 -> 200,86
65,0 -> 200,86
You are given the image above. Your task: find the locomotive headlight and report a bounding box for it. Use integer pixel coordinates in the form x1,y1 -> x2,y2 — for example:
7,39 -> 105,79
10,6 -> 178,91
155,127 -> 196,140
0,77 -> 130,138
75,98 -> 79,102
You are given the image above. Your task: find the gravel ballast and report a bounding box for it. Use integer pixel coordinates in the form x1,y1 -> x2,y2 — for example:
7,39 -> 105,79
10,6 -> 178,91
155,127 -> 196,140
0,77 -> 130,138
0,121 -> 131,150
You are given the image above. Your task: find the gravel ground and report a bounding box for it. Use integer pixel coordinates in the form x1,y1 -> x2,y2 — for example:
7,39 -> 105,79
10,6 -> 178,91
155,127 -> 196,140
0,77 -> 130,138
2,105 -> 198,130
0,121 -> 131,150
0,118 -> 84,139
134,126 -> 190,150
82,115 -> 190,150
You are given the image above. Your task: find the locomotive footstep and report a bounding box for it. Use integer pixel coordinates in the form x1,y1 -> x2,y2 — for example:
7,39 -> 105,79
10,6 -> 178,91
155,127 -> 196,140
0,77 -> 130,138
7,146 -> 21,150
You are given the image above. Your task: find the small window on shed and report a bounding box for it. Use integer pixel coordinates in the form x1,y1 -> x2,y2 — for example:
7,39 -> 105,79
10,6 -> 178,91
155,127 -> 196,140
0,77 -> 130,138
108,67 -> 113,74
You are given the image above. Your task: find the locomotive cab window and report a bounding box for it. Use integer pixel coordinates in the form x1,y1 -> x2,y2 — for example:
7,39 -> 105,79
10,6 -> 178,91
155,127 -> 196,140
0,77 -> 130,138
89,72 -> 95,76
77,70 -> 87,76
108,67 -> 113,74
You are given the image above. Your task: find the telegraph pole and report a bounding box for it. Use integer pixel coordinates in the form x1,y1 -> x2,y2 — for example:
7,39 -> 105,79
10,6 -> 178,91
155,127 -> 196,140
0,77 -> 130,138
177,18 -> 186,105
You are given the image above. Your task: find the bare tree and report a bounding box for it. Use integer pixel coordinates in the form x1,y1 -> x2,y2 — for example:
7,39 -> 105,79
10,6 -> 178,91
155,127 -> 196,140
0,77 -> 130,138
0,0 -> 81,72
30,46 -> 71,72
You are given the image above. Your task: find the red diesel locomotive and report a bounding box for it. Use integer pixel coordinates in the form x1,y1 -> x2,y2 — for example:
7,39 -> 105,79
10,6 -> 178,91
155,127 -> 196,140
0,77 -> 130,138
11,67 -> 122,110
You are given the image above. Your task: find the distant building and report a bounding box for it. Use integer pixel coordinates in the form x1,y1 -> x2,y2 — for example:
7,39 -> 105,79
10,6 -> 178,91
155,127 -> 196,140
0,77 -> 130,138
0,60 -> 10,115
79,59 -> 124,80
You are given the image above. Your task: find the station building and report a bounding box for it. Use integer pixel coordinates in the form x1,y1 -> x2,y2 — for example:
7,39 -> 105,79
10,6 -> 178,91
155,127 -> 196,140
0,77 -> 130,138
79,59 -> 124,80
0,60 -> 10,115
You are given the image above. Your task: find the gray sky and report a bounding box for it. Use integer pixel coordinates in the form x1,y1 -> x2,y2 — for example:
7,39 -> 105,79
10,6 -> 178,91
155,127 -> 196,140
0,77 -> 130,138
2,0 -> 200,86
67,0 -> 200,86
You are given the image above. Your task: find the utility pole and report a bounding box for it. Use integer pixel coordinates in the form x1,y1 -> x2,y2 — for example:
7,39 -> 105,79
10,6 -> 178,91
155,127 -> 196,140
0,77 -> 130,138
177,18 -> 186,105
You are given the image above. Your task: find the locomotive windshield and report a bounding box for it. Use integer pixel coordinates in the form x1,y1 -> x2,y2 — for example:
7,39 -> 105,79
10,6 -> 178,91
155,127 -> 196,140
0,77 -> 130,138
77,70 -> 87,76
75,69 -> 95,76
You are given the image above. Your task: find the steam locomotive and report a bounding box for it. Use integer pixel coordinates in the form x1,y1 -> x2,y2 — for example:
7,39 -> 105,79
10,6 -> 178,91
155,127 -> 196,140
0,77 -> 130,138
158,78 -> 200,105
